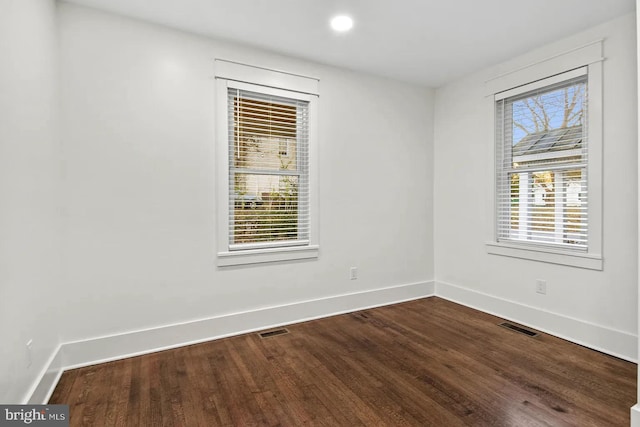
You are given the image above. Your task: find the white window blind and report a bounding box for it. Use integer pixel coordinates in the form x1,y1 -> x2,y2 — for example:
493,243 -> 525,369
495,71 -> 588,251
227,87 -> 310,250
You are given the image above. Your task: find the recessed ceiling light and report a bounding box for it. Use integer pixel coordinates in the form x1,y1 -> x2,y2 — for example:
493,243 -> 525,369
330,15 -> 353,32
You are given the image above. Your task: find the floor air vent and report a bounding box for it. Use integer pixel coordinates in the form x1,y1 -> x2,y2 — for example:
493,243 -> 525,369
258,328 -> 289,339
498,322 -> 538,337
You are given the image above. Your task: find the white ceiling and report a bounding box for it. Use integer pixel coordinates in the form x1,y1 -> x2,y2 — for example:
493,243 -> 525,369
63,0 -> 635,87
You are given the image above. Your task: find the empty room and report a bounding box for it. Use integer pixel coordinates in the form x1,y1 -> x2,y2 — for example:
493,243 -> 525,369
2,0 -> 640,425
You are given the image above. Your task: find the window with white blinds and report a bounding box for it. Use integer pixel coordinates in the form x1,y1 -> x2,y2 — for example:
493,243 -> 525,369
227,88 -> 310,250
495,69 -> 588,250
215,61 -> 319,266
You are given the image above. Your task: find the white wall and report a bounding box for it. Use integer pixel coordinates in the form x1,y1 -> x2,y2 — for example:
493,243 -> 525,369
0,0 -> 62,403
434,13 -> 638,359
57,3 -> 434,343
633,4 -> 640,423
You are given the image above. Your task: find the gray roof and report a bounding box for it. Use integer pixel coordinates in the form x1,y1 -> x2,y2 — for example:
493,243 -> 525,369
513,126 -> 582,158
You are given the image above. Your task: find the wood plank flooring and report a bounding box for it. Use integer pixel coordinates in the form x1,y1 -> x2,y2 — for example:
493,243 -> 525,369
49,297 -> 636,426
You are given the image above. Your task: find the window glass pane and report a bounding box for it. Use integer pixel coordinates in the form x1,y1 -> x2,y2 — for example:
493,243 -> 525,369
510,80 -> 586,169
227,87 -> 310,250
232,136 -> 297,171
506,169 -> 586,248
232,174 -> 301,244
232,95 -> 300,172
497,72 -> 589,251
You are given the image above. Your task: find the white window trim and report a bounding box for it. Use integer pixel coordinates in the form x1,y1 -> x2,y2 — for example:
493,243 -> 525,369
485,41 -> 604,270
215,60 -> 319,267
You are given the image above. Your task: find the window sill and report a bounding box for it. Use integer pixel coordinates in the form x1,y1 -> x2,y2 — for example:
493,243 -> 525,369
217,245 -> 319,267
485,241 -> 603,270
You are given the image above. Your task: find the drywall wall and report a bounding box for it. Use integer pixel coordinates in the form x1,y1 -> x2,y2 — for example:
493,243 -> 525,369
635,1 -> 640,422
57,3 -> 434,343
434,13 -> 638,359
0,0 -> 62,403
636,0 -> 640,411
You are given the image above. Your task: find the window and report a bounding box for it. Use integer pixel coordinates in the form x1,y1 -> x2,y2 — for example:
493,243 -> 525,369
485,42 -> 603,270
228,88 -> 308,249
215,61 -> 319,266
496,71 -> 588,250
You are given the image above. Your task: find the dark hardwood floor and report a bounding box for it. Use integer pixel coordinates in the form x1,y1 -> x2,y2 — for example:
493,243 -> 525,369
49,297 -> 636,426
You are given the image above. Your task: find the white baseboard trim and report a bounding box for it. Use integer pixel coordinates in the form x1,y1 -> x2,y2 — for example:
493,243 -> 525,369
631,404 -> 640,427
436,280 -> 638,363
30,280 -> 434,403
23,344 -> 63,405
631,403 -> 640,427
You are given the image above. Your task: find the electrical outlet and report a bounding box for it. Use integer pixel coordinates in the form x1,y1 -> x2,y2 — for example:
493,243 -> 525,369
26,339 -> 33,368
350,267 -> 358,280
536,279 -> 547,295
